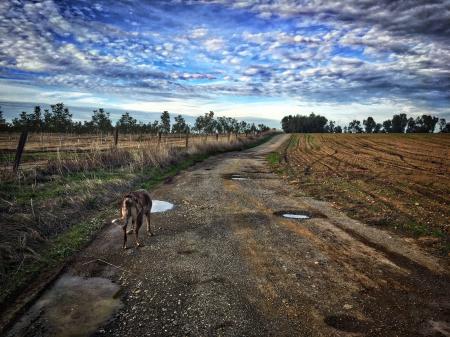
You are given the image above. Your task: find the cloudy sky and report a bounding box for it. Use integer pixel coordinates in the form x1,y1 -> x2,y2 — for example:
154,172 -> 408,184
0,0 -> 449,125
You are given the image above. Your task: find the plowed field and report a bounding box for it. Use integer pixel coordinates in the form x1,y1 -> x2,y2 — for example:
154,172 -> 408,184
279,133 -> 450,254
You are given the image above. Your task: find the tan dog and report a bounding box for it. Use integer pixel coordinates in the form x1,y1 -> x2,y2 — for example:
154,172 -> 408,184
112,189 -> 153,249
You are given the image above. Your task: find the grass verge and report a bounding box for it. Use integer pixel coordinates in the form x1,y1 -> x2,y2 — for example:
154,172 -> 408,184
0,132 -> 277,323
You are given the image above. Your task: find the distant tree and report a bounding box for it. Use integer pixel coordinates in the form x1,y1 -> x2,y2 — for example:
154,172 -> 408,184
343,126 -> 348,133
348,120 -> 363,133
204,111 -> 216,134
413,115 -> 439,133
117,112 -> 137,133
334,125 -> 343,133
325,120 -> 335,133
172,114 -> 187,134
91,108 -> 113,133
406,117 -> 416,133
160,111 -> 171,134
441,122 -> 450,133
50,103 -> 73,132
239,120 -> 248,134
31,106 -> 42,131
382,119 -> 392,133
11,111 -> 32,130
391,113 -> 408,133
257,123 -> 270,132
194,111 -> 215,134
0,109 -> 6,131
374,123 -> 382,133
281,113 -> 328,133
438,118 -> 446,132
363,116 -> 376,133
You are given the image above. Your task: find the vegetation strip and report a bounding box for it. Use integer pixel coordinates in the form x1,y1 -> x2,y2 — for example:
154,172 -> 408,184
0,132 -> 276,331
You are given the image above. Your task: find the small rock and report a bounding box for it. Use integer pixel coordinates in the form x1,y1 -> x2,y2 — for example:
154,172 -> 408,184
343,304 -> 353,310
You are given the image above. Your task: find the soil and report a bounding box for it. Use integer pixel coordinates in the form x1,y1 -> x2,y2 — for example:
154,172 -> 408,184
6,134 -> 450,337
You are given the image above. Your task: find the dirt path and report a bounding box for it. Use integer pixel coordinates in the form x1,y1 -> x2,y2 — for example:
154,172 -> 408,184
8,135 -> 450,337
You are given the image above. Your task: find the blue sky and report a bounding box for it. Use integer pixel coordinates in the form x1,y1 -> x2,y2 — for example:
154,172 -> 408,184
0,0 -> 449,126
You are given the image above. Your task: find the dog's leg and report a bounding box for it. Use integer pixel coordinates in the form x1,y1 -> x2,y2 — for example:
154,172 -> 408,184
146,210 -> 153,236
135,212 -> 143,247
122,224 -> 127,249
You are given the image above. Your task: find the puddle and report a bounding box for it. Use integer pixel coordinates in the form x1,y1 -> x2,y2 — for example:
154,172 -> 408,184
222,173 -> 250,181
151,200 -> 174,213
324,314 -> 370,333
231,176 -> 248,181
8,275 -> 122,337
273,210 -> 326,219
282,213 -> 310,219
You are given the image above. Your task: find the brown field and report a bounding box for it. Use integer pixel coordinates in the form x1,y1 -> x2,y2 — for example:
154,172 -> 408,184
277,133 -> 450,253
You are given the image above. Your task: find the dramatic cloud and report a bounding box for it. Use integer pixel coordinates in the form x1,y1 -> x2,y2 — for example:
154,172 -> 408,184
0,0 -> 449,123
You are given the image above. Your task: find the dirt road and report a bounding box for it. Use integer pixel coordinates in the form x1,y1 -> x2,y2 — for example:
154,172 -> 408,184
8,135 -> 450,337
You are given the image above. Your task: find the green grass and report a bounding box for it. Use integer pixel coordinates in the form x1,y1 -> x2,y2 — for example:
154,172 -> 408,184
1,133 -> 277,310
1,213 -> 107,305
267,152 -> 282,165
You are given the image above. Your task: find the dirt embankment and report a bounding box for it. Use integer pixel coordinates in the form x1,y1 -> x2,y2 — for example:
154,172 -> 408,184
5,134 -> 450,337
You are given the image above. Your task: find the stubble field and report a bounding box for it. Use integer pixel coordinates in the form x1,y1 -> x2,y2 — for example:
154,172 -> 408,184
275,133 -> 450,254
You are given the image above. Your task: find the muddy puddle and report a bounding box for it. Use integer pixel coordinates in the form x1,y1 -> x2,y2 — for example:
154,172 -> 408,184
152,200 -> 174,213
8,275 -> 122,337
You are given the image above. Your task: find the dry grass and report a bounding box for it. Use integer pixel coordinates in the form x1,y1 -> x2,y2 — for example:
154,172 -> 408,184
0,132 -> 239,171
0,132 -> 272,304
274,133 -> 450,254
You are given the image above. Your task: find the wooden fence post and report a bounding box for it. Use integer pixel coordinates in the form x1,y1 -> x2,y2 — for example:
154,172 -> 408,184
158,131 -> 162,146
13,130 -> 28,172
114,127 -> 119,147
216,132 -> 219,141
185,132 -> 189,148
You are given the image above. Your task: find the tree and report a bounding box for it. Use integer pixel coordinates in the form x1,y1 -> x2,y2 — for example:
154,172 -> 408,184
363,116 -> 376,133
117,112 -> 137,133
91,108 -> 113,133
31,106 -> 42,131
406,117 -> 416,133
334,125 -> 343,133
172,115 -> 187,134
50,103 -> 73,132
441,122 -> 450,133
374,123 -> 382,133
0,108 -> 6,131
348,120 -> 363,133
438,118 -> 446,132
413,115 -> 439,133
382,120 -> 392,133
391,113 -> 408,133
160,111 -> 171,134
194,111 -> 215,134
281,113 -> 328,133
325,120 -> 335,133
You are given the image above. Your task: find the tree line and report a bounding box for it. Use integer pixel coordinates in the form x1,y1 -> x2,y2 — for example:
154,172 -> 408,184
281,113 -> 450,133
0,103 -> 271,135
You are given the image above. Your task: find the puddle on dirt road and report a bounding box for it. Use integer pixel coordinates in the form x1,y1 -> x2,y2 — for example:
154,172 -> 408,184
8,275 -> 122,337
282,213 -> 310,219
152,200 -> 174,213
231,176 -> 248,181
273,210 -> 326,219
324,314 -> 370,333
222,173 -> 250,181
